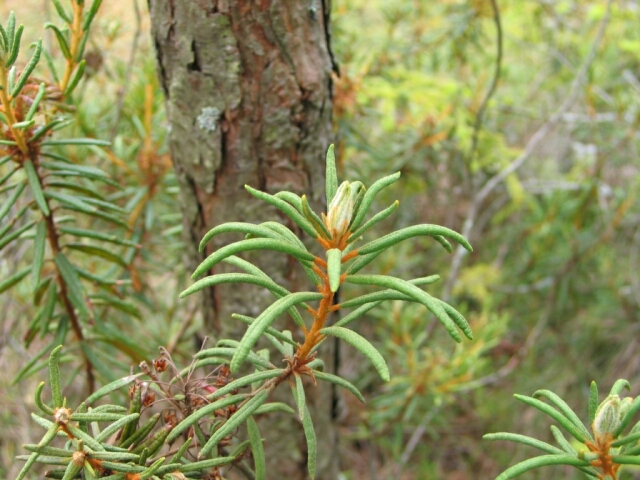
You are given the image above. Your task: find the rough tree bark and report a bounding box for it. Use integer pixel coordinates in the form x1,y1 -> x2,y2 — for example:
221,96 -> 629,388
148,1 -> 338,478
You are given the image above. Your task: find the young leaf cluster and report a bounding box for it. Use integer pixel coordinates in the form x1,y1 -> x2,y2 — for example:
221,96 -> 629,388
485,379 -> 640,480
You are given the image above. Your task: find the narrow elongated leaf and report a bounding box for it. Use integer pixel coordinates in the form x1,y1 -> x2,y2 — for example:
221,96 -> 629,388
47,180 -> 105,200
31,221 -> 46,289
550,425 -> 577,455
199,390 -> 269,458
483,433 -> 566,455
85,374 -> 143,405
327,248 -> 341,292
23,160 -> 50,215
90,293 -> 141,319
41,138 -> 111,147
247,416 -> 266,480
339,275 -> 441,309
349,172 -> 401,232
611,455 -> 640,466
292,374 -> 306,421
245,185 -> 318,238
320,326 -> 389,381
51,0 -> 72,22
610,379 -> 631,396
119,413 -> 160,449
63,59 -> 85,97
345,274 -> 466,342
312,370 -> 365,403
34,381 -> 55,415
4,24 -> 24,68
40,160 -> 116,186
178,456 -> 235,473
0,219 -> 36,250
58,227 -> 137,247
54,253 -> 89,318
230,292 -> 323,372
349,200 -> 399,242
0,266 -> 29,294
199,222 -> 285,252
193,238 -> 315,279
65,243 -> 127,268
232,314 -> 299,347
166,394 -> 246,443
345,250 -> 384,275
15,423 -> 60,480
302,194 -> 331,239
11,39 -> 41,98
533,390 -> 592,442
48,345 -> 64,408
45,23 -> 71,59
253,402 -> 295,415
207,369 -> 283,401
194,347 -> 273,370
181,273 -> 287,299
335,302 -> 382,328
358,224 -> 472,256
0,165 -> 18,187
493,455 -> 590,480
302,403 -> 317,479
612,430 -> 640,447
83,0 -> 103,31
589,381 -> 598,424
325,144 -> 338,204
45,190 -> 97,214
274,191 -> 304,212
0,181 -> 26,222
514,395 -> 588,443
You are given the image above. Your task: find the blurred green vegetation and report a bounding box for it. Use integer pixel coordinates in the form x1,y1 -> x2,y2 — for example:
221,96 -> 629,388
1,0 -> 639,479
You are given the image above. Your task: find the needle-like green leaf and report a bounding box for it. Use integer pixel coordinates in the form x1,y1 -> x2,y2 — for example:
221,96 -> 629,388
48,345 -> 63,408
245,185 -> 318,238
302,403 -> 317,479
0,266 -> 29,294
31,221 -> 46,290
349,172 -> 401,232
610,379 -> 631,396
11,38 -> 41,97
207,369 -> 283,401
514,394 -> 588,443
484,432 -> 566,455
291,374 -> 306,421
533,389 -> 592,442
357,224 -> 472,256
348,201 -> 399,242
199,390 -> 269,458
493,455 -> 590,480
345,274 -> 466,342
325,144 -> 338,204
230,292 -> 323,372
327,248 -> 341,292
312,370 -> 365,403
320,326 -> 389,381
199,222 -> 286,252
23,160 -> 50,216
247,416 -> 266,480
589,381 -> 598,425
85,374 -> 143,405
192,238 -> 315,279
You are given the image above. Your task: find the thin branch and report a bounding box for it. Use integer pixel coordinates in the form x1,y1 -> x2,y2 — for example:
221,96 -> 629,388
466,0 -> 503,166
110,0 -> 143,142
443,0 -> 613,299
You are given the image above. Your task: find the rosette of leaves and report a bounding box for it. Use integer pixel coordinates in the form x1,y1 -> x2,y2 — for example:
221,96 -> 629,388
485,379 -> 640,479
178,144 -> 473,478
0,4 -> 148,392
19,345 -> 292,479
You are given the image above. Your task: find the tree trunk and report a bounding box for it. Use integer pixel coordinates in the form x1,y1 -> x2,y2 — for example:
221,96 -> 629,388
148,1 -> 338,478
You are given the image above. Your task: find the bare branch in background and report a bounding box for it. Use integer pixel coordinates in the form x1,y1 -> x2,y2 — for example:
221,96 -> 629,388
110,0 -> 143,142
443,0 -> 613,300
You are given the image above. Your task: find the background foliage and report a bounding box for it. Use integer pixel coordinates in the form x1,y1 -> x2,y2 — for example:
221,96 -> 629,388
1,0 -> 639,479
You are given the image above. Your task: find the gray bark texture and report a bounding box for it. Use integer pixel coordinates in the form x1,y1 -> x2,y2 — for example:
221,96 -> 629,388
148,1 -> 339,478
